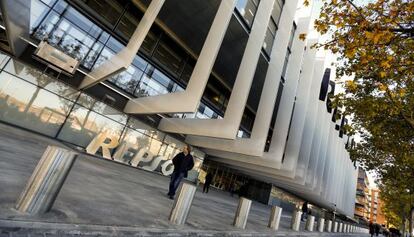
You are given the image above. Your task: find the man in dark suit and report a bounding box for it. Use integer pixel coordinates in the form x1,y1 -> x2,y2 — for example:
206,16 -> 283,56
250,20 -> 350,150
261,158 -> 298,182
167,145 -> 194,199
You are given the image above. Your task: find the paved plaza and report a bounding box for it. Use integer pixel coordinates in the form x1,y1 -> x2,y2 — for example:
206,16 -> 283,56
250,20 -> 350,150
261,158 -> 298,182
0,123 -> 366,236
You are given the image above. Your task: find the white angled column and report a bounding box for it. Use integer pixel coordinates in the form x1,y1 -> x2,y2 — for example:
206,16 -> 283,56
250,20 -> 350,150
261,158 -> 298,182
169,182 -> 197,225
79,0 -> 165,90
268,206 -> 283,230
186,0 -> 301,156
16,146 -> 77,214
158,0 -> 275,139
233,197 -> 252,229
124,0 -> 237,114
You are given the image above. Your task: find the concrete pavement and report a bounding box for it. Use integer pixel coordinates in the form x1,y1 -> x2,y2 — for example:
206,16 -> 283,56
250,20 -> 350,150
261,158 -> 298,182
0,123 -> 367,236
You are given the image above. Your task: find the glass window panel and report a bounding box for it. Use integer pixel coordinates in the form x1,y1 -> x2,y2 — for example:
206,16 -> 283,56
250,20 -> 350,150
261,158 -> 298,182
3,59 -> 79,101
132,55 -> 148,71
109,65 -> 144,94
271,2 -> 283,25
77,93 -> 96,109
114,127 -> 151,164
30,0 -> 50,33
105,37 -> 124,53
91,100 -> 128,124
134,73 -> 169,97
262,28 -> 274,57
236,0 -> 258,28
40,0 -> 57,7
32,11 -> 60,41
152,38 -> 185,76
57,104 -> 124,147
53,0 -> 68,14
180,60 -> 194,85
281,52 -> 290,79
64,7 -> 102,38
0,72 -> 73,137
0,53 -> 10,69
140,30 -> 159,56
82,41 -> 104,69
115,4 -> 143,39
93,47 -> 115,68
79,0 -> 124,27
150,68 -> 172,88
127,117 -> 165,140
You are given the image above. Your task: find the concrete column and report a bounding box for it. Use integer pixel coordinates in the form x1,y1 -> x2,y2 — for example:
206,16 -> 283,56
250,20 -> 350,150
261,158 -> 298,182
333,221 -> 338,233
291,210 -> 302,231
306,215 -> 315,231
124,0 -> 237,114
317,218 -> 325,232
0,0 -> 30,57
233,197 -> 252,229
79,0 -> 165,90
268,206 -> 282,230
169,182 -> 197,225
16,146 -> 77,214
326,219 -> 332,232
158,0 -> 276,139
339,222 -> 343,232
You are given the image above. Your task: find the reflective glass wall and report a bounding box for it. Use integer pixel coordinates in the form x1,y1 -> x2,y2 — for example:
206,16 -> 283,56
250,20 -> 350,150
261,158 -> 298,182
0,54 -> 205,176
27,0 -> 284,139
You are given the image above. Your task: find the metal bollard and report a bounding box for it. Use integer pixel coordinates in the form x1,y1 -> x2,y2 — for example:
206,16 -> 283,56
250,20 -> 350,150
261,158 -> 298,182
317,218 -> 325,232
268,206 -> 282,230
333,221 -> 338,233
291,210 -> 302,231
233,197 -> 252,229
16,145 -> 77,214
169,182 -> 197,225
306,215 -> 315,231
326,219 -> 332,232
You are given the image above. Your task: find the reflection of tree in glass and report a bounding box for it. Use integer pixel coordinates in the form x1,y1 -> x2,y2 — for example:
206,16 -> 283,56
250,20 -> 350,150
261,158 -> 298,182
22,68 -> 52,113
33,24 -> 85,61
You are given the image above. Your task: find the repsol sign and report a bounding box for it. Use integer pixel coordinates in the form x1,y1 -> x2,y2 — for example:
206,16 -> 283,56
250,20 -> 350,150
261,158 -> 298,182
319,68 -> 352,147
85,132 -> 202,176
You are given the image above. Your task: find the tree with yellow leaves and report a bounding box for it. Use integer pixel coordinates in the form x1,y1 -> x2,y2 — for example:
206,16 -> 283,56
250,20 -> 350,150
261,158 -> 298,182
313,0 -> 414,231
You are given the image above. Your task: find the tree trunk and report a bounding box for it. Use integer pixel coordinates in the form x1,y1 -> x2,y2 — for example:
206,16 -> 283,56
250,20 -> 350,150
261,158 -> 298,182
23,86 -> 41,113
402,215 -> 406,237
410,208 -> 414,237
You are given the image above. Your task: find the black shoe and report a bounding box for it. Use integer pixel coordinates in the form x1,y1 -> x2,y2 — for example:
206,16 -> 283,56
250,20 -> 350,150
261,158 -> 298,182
169,195 -> 174,200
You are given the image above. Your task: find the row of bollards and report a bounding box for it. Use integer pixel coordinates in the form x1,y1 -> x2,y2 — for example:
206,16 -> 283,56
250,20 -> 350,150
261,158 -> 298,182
169,184 -> 369,233
17,146 -> 370,234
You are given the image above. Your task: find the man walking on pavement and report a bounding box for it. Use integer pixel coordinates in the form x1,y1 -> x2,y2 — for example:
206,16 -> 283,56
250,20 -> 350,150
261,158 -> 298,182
167,145 -> 194,199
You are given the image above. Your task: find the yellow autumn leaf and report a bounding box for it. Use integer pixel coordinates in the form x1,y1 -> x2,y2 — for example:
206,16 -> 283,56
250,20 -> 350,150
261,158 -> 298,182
380,61 -> 391,69
378,83 -> 387,91
379,71 -> 386,78
346,80 -> 357,92
299,33 -> 307,41
345,48 -> 356,58
303,0 -> 310,6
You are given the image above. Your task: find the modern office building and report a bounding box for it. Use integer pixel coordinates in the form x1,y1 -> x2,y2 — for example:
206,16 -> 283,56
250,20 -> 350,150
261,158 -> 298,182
0,0 -> 357,217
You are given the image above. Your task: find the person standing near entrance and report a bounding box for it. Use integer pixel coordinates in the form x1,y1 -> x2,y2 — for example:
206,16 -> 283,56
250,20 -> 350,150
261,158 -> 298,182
203,172 -> 213,193
167,145 -> 194,199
